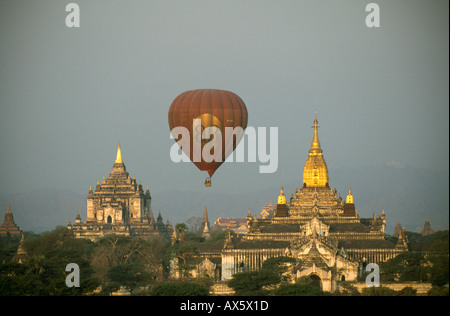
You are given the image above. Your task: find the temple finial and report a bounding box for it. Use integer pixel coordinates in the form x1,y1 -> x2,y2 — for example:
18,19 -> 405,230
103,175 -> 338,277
309,112 -> 322,154
115,143 -> 122,163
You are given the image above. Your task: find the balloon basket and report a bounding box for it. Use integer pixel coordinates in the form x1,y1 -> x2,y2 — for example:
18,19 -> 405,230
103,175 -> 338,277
205,177 -> 211,187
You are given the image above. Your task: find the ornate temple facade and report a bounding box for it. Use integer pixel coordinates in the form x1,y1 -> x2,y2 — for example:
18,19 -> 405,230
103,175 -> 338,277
173,114 -> 409,292
220,114 -> 408,291
69,145 -> 171,241
0,204 -> 22,237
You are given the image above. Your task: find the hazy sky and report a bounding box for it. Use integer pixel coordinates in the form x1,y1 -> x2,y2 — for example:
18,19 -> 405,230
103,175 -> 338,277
0,0 -> 448,198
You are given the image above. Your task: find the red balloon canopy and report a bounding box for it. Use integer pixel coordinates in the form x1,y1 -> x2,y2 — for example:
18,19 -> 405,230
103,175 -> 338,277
168,89 -> 248,179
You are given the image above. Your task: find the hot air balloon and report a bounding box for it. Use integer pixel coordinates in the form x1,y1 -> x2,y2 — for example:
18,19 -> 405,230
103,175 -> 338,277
168,89 -> 248,187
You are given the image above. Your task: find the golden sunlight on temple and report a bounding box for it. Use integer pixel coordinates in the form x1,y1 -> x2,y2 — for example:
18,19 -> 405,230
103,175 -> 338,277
302,113 -> 330,188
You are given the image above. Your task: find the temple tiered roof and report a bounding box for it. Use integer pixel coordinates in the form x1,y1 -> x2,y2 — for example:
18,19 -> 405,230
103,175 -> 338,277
0,204 -> 22,237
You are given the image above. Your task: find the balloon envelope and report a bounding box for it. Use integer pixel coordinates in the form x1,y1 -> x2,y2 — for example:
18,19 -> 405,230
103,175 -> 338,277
168,89 -> 248,178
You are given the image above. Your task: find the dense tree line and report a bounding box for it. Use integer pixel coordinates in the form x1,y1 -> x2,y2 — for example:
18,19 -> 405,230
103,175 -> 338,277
380,230 -> 449,287
0,227 -> 167,295
0,228 -> 99,295
0,225 -> 227,296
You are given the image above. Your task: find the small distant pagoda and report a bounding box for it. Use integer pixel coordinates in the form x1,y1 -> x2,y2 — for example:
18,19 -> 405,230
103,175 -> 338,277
393,220 -> 402,237
13,234 -> 29,263
201,206 -> 211,240
420,217 -> 435,236
0,204 -> 22,237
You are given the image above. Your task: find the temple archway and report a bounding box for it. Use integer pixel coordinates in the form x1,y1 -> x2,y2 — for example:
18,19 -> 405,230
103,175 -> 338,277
309,273 -> 322,290
107,215 -> 112,224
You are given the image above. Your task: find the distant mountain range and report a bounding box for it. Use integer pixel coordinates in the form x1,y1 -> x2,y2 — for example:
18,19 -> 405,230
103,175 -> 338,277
1,163 -> 448,234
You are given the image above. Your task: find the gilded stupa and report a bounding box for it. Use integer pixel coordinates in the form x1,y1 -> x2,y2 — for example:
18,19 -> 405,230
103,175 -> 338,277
302,111 -> 329,188
275,187 -> 289,217
277,187 -> 287,205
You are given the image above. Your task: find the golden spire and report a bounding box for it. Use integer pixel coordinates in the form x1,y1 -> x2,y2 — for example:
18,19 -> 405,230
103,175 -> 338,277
309,111 -> 322,155
302,112 -> 329,188
115,144 -> 122,163
278,186 -> 287,205
346,185 -> 354,204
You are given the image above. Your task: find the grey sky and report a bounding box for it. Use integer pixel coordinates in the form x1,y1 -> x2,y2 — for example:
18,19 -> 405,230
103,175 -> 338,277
0,0 -> 448,198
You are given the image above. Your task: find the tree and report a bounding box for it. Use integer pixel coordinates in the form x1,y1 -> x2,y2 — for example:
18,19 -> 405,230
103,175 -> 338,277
175,223 -> 188,241
361,286 -> 417,296
226,256 -> 302,295
107,262 -> 153,295
362,286 -> 397,296
334,281 -> 361,296
396,286 -> 417,296
427,286 -> 449,296
227,270 -> 281,296
272,283 -> 332,296
0,261 -> 42,295
186,217 -> 203,234
0,227 -> 99,295
261,256 -> 298,283
428,237 -> 449,287
90,235 -> 166,284
163,243 -> 198,278
379,252 -> 429,282
207,229 -> 236,243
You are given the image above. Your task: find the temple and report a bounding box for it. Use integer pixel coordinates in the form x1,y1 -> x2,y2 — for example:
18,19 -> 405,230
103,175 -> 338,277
171,114 -> 409,292
0,204 -> 22,237
69,144 -> 171,241
201,206 -> 211,239
393,220 -> 403,237
220,114 -> 408,290
420,217 -> 435,236
13,234 -> 29,263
